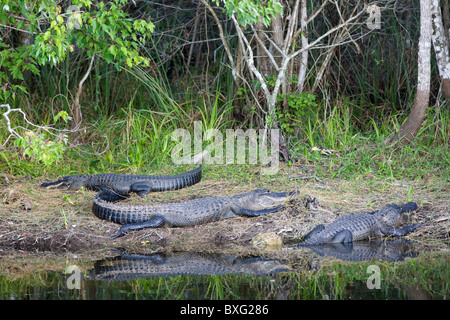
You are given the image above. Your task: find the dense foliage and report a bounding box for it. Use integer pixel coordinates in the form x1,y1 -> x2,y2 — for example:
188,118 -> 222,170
0,0 -> 448,181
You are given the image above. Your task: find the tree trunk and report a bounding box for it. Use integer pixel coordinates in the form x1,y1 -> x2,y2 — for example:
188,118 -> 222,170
297,0 -> 308,92
387,0 -> 432,145
312,31 -> 343,93
441,0 -> 450,41
431,0 -> 450,104
255,20 -> 269,78
271,13 -> 284,72
271,12 -> 288,108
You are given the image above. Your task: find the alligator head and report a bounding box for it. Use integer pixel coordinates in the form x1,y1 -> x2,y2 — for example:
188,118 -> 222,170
41,175 -> 91,191
238,189 -> 300,210
375,202 -> 418,228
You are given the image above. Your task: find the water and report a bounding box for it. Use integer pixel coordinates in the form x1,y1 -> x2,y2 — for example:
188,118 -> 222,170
0,240 -> 448,300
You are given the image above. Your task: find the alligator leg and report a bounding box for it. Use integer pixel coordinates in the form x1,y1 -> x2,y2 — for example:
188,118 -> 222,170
130,183 -> 153,196
381,223 -> 422,237
97,187 -> 130,202
400,202 -> 418,213
110,215 -> 165,239
303,225 -> 325,240
232,205 -> 283,217
330,230 -> 353,243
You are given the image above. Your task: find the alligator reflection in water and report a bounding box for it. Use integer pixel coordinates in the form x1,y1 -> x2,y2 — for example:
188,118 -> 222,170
301,239 -> 420,262
87,251 -> 291,281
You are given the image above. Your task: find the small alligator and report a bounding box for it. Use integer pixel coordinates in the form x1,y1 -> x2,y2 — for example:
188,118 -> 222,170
41,166 -> 202,196
93,188 -> 299,239
87,251 -> 290,281
299,202 -> 422,245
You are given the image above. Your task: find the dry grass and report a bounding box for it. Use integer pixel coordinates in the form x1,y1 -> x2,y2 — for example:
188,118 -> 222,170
0,164 -> 448,254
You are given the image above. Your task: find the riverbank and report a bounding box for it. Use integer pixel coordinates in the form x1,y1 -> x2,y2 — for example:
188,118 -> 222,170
0,164 -> 448,252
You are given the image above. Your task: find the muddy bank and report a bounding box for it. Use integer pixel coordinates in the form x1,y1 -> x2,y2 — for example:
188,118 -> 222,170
0,165 -> 448,253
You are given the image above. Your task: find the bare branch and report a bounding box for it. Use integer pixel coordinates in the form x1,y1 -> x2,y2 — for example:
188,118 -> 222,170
231,15 -> 271,102
283,0 -> 300,53
0,104 -> 109,155
71,54 -> 95,144
289,8 -> 367,61
250,25 -> 280,71
200,0 -> 236,79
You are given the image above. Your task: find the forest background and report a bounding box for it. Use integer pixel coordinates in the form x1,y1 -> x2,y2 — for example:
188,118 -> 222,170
0,0 -> 449,183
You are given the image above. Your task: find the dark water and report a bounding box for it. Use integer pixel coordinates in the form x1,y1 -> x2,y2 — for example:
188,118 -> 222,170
1,240 -> 448,300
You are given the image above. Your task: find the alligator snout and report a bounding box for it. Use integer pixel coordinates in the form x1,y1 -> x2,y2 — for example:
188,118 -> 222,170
40,179 -> 70,189
256,190 -> 300,198
268,190 -> 300,200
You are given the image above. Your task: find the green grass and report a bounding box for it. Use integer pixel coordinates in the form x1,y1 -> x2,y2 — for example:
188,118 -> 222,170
1,97 -> 448,183
284,99 -> 449,182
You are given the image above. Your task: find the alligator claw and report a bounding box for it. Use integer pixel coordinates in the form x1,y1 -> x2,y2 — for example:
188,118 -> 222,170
110,230 -> 126,239
406,222 -> 423,232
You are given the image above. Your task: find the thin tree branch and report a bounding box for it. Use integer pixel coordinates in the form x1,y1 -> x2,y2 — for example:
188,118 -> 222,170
200,0 -> 236,79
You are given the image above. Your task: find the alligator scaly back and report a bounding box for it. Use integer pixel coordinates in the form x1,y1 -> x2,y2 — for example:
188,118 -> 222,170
41,166 -> 202,196
88,251 -> 291,280
93,188 -> 299,239
299,202 -> 421,245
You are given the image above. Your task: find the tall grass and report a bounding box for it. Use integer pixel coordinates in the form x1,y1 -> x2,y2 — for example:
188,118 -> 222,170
285,97 -> 449,181
103,107 -> 177,170
2,87 -> 448,181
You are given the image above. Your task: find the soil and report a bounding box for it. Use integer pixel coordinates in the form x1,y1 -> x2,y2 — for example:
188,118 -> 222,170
0,164 -> 448,254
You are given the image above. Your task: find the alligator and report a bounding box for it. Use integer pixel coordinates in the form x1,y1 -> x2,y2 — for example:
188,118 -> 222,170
41,165 -> 202,196
92,188 -> 299,239
87,251 -> 290,281
299,202 -> 422,245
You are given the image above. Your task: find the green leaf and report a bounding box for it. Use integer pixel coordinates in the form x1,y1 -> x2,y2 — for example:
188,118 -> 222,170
108,45 -> 117,57
126,57 -> 132,67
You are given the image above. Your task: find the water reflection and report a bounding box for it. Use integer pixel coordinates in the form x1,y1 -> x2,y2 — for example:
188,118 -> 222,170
87,251 -> 291,281
0,242 -> 447,300
300,239 -> 420,262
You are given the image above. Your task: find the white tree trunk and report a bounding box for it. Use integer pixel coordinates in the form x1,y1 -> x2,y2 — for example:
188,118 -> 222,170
388,0 -> 432,145
414,0 -> 432,93
431,0 -> 450,103
297,0 -> 308,91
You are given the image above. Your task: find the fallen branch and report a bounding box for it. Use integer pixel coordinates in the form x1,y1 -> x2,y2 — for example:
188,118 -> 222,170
0,104 -> 109,156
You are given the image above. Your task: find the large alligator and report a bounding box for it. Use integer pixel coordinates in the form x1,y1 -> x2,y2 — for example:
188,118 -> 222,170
41,166 -> 202,196
87,251 -> 290,281
299,202 -> 422,245
93,188 -> 299,239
